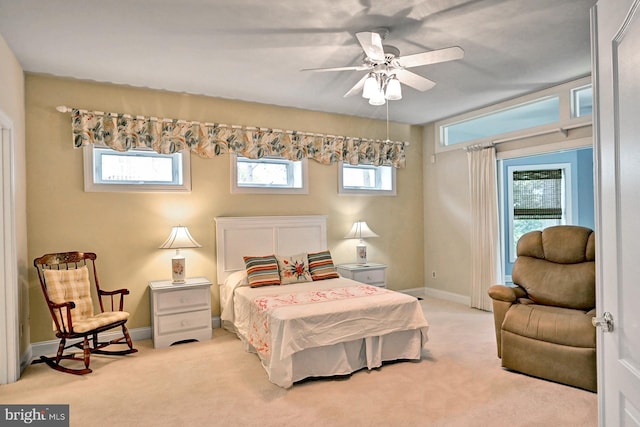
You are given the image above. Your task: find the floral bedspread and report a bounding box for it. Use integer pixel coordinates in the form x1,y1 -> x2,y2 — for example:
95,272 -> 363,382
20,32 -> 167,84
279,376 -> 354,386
247,285 -> 390,357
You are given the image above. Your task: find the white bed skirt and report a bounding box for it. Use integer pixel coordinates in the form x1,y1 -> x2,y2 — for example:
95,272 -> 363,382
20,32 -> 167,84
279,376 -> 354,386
224,321 -> 425,388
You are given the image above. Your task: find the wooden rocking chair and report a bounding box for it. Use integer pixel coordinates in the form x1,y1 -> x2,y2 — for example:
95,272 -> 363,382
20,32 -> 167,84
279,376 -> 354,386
33,251 -> 138,374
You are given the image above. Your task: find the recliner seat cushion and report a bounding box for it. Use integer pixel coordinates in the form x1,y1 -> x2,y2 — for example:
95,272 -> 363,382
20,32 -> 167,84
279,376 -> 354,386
502,303 -> 596,348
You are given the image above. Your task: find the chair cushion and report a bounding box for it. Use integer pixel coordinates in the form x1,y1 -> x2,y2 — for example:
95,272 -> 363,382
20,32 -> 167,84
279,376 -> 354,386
513,226 -> 596,309
44,266 -> 94,331
72,311 -> 130,333
512,258 -> 595,309
502,303 -> 596,348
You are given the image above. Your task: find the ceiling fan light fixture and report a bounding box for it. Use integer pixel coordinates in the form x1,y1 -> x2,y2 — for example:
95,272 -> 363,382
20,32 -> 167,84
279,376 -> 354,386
368,88 -> 386,106
385,75 -> 402,100
362,73 -> 378,99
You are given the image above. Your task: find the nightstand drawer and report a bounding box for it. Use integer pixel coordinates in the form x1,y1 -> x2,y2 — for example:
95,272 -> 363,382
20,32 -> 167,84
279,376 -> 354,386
155,287 -> 209,314
352,269 -> 385,284
157,309 -> 211,335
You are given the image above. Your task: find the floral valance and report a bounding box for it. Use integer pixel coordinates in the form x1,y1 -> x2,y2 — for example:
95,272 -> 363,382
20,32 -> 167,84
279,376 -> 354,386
66,108 -> 407,168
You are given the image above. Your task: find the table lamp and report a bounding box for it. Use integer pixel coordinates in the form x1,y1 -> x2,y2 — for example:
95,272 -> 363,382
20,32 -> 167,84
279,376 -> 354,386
159,225 -> 202,283
344,220 -> 378,264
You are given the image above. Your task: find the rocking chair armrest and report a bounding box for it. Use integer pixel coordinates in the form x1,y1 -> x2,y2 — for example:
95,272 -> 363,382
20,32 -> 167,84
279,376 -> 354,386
49,300 -> 76,310
98,288 -> 130,312
98,288 -> 130,296
48,300 -> 76,333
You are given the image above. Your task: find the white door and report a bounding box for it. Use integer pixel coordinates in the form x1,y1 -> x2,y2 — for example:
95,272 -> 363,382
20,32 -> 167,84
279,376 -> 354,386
592,0 -> 640,425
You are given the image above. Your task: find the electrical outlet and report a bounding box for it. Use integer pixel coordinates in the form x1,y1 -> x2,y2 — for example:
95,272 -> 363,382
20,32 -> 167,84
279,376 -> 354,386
431,271 -> 437,279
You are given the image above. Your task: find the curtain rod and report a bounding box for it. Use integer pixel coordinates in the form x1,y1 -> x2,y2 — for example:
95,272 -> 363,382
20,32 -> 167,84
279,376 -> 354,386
56,105 -> 410,146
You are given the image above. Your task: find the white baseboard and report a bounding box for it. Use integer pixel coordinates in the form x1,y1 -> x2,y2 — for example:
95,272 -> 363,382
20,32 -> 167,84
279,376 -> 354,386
423,286 -> 471,306
399,286 -> 470,306
28,316 -> 221,361
399,287 -> 427,297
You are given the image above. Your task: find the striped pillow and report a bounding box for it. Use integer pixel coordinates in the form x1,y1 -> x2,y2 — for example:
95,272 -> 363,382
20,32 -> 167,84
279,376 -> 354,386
308,250 -> 340,281
243,255 -> 281,287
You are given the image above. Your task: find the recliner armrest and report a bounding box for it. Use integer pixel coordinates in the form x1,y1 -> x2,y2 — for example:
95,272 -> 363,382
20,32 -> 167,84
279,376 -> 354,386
488,284 -> 527,302
487,284 -> 527,358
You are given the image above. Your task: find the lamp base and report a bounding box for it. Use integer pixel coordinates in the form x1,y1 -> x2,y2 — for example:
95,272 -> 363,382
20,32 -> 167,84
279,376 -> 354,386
171,255 -> 186,284
356,243 -> 367,264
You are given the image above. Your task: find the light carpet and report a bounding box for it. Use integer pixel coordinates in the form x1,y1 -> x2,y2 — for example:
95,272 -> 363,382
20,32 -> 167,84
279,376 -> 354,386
0,296 -> 597,426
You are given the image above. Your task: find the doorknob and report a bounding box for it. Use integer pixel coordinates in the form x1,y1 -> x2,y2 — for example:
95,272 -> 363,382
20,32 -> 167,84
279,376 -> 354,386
592,312 -> 614,332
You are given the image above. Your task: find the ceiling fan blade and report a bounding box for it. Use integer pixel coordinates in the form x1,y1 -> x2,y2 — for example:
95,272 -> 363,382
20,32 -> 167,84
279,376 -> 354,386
396,46 -> 464,69
301,64 -> 370,72
355,31 -> 385,62
394,69 -> 436,92
343,74 -> 369,98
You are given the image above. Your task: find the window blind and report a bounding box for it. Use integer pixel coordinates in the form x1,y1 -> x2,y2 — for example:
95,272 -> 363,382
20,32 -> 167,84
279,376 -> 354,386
513,169 -> 563,219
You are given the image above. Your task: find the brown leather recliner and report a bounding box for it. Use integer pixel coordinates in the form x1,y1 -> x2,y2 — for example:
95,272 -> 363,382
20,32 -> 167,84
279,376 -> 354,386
487,225 -> 596,392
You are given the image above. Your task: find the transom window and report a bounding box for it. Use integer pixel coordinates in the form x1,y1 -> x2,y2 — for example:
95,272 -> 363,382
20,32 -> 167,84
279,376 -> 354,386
571,84 -> 593,118
435,77 -> 592,153
441,96 -> 560,146
338,162 -> 396,195
83,145 -> 190,192
231,155 -> 308,194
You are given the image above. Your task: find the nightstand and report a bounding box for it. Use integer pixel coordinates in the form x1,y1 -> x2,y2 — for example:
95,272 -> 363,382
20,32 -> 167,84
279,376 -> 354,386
148,277 -> 213,349
336,263 -> 387,288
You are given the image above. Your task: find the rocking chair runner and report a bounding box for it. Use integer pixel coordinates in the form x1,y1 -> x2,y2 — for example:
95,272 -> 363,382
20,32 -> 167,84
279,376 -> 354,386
33,251 -> 137,374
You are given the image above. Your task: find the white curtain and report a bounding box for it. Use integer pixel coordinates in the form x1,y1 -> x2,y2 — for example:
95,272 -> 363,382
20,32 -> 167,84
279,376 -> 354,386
466,145 -> 502,311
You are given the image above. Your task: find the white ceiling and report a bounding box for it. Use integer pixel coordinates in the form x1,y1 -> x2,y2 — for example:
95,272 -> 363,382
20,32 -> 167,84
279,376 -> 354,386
0,0 -> 596,125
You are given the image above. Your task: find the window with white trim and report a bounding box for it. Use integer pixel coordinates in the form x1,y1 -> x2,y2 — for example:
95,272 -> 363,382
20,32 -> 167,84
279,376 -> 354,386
571,84 -> 593,118
435,77 -> 592,153
231,154 -> 308,194
338,162 -> 396,195
83,145 -> 190,192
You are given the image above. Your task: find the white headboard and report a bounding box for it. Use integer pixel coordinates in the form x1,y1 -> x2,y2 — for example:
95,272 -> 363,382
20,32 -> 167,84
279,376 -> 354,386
214,215 -> 328,284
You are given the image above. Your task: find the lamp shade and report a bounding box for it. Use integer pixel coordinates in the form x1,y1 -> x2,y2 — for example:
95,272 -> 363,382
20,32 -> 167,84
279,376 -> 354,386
368,88 -> 386,106
362,73 -> 379,99
159,226 -> 202,249
344,221 -> 379,240
385,75 -> 402,100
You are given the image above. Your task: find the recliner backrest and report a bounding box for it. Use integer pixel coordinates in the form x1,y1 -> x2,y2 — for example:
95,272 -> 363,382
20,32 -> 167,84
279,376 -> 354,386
512,225 -> 595,310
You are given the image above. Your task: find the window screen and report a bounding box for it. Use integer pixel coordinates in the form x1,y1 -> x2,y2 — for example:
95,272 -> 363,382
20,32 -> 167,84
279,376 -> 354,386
512,169 -> 563,219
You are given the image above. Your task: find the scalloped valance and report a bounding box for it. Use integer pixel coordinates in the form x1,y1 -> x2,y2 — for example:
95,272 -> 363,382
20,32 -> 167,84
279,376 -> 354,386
62,107 -> 407,168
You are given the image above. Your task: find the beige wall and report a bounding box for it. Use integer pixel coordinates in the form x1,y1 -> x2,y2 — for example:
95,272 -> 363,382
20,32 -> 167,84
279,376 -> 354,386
25,74 -> 424,343
0,35 -> 29,356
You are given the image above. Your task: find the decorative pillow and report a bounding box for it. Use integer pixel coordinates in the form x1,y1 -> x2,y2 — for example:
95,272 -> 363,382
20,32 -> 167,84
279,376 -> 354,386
43,266 -> 94,331
308,250 -> 340,281
276,253 -> 312,285
243,255 -> 281,287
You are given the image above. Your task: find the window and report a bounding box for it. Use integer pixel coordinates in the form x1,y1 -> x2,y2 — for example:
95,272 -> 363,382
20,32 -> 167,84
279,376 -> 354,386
441,96 -> 560,146
83,145 -> 190,192
231,154 -> 308,194
339,162 -> 396,195
435,77 -> 593,153
506,164 -> 570,262
571,84 -> 593,118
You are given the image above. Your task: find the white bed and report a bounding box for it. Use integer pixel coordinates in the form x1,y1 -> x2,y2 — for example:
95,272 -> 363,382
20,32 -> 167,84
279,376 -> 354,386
215,215 -> 429,388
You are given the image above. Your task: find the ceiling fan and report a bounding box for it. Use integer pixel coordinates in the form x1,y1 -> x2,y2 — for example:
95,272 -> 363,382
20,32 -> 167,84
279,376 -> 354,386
302,29 -> 464,105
